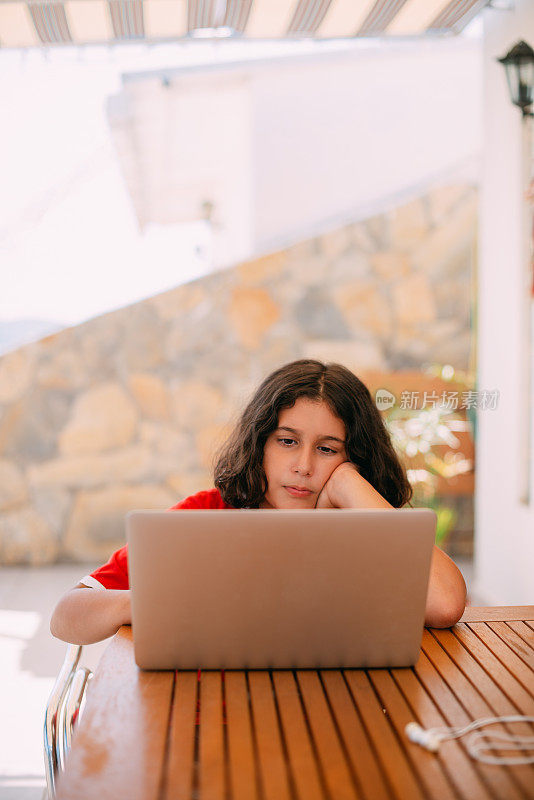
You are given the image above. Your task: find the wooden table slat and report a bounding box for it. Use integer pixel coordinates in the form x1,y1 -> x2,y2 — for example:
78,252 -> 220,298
463,622 -> 534,696
272,670 -> 326,800
199,671 -> 226,800
248,672 -> 292,800
487,621 -> 534,671
225,672 -> 259,800
424,629 -> 534,799
506,620 -> 534,651
526,620 -> 534,633
416,638 -> 525,800
368,669 -> 459,800
460,606 -> 534,623
296,670 -> 360,800
320,670 -> 391,800
57,627 -> 174,800
452,624 -> 534,710
163,671 -> 197,800
391,667 -> 492,800
344,670 -> 425,800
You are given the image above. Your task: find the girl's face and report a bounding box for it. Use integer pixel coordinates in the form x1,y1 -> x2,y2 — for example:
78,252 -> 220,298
260,397 -> 348,509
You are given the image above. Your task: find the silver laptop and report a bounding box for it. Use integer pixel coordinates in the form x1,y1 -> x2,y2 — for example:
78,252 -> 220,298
126,508 -> 436,670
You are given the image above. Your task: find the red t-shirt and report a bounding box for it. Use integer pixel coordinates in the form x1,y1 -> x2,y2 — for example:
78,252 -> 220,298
80,488 -> 231,591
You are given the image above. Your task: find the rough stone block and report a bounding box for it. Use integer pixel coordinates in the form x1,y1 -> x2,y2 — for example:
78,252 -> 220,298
286,237 -> 322,261
351,222 -> 377,254
280,253 -> 329,287
320,225 -> 352,263
237,251 -> 287,284
330,252 -> 370,282
63,484 -> 175,561
412,195 -> 476,277
29,486 -> 72,538
390,197 -> 430,250
365,215 -> 390,250
170,380 -> 224,428
0,390 -> 71,463
0,349 -> 34,404
37,348 -> 89,391
393,273 -> 437,325
196,423 -> 234,470
128,373 -> 170,420
334,284 -> 393,339
303,339 -> 385,372
0,508 -> 58,565
166,471 -> 213,500
371,252 -> 412,281
59,382 -> 138,455
295,287 -> 350,339
120,304 -> 166,372
429,185 -> 471,225
0,459 -> 28,511
228,287 -> 280,349
149,283 -> 205,320
28,445 -> 178,490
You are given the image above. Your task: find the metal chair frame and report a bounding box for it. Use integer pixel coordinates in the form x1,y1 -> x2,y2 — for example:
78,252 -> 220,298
43,644 -> 93,800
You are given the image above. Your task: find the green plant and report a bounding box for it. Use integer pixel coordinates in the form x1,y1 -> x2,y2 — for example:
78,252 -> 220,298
382,364 -> 473,548
423,498 -> 458,547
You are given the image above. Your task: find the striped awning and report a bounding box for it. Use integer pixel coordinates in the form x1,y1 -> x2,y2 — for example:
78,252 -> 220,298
0,0 -> 491,49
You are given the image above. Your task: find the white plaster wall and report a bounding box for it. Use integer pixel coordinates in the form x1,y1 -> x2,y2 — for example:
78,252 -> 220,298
475,0 -> 534,604
114,37 -> 482,267
250,39 -> 482,253
110,70 -> 254,270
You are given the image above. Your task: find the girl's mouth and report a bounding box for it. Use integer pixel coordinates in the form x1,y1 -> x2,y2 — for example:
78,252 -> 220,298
284,486 -> 313,498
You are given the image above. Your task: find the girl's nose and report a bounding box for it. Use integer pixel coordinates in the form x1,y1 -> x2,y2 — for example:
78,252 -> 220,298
292,450 -> 313,475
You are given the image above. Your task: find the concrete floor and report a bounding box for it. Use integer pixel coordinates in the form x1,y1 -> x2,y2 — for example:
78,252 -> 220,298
0,557 -> 479,800
0,564 -> 110,800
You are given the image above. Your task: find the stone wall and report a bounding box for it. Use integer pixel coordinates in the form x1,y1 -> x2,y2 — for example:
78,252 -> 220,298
0,183 -> 476,564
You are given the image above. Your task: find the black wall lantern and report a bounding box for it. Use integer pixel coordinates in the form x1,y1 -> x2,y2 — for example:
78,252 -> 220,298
498,40 -> 534,117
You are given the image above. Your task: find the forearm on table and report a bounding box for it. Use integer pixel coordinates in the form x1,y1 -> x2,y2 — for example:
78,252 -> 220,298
50,587 -> 131,645
424,545 -> 467,628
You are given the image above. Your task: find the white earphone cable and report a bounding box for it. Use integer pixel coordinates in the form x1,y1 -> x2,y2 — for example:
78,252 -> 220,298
405,716 -> 534,765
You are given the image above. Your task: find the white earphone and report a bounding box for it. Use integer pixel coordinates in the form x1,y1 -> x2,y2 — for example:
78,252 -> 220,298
405,716 -> 534,765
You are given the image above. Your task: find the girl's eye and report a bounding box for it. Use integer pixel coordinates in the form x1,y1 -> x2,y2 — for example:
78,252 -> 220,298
277,438 -> 337,455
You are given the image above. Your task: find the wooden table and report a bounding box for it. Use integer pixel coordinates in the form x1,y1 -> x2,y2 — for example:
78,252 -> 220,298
57,607 -> 534,800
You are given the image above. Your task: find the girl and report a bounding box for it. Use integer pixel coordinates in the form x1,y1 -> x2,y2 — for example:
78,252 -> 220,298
50,359 -> 466,644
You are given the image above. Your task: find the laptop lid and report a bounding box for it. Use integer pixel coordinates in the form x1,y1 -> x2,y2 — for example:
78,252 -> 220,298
126,508 -> 436,670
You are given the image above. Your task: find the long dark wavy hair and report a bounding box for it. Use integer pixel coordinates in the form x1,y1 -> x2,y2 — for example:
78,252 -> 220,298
214,359 -> 413,509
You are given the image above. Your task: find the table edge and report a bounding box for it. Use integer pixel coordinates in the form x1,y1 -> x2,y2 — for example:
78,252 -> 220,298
458,605 -> 534,622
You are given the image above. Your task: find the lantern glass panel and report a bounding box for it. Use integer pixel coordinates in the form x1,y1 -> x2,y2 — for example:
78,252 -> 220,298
504,65 -> 520,105
518,61 -> 534,106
